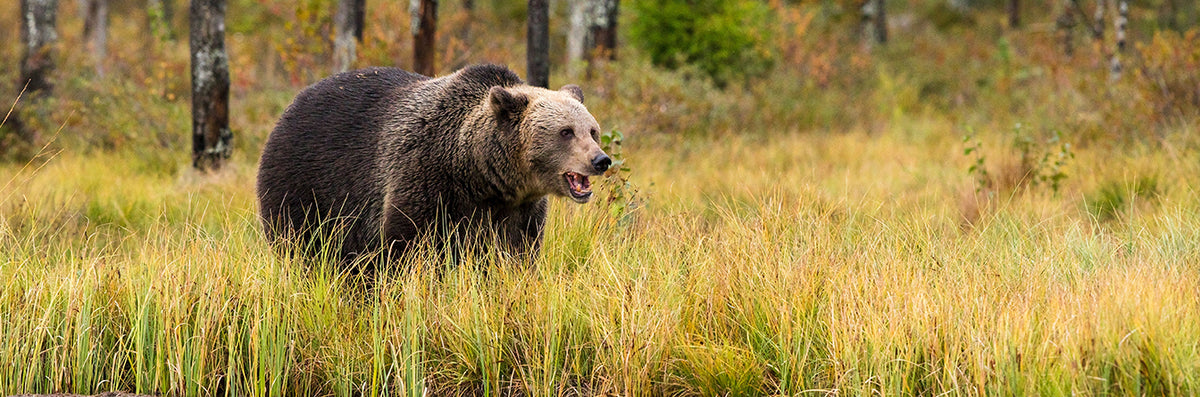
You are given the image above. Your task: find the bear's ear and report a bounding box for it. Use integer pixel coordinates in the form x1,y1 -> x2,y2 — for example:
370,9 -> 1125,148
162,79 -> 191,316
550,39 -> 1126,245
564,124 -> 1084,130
489,86 -> 529,118
560,84 -> 584,104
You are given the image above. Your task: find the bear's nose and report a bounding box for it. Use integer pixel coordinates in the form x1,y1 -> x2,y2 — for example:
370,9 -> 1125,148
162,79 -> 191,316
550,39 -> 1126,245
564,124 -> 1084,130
592,154 -> 612,173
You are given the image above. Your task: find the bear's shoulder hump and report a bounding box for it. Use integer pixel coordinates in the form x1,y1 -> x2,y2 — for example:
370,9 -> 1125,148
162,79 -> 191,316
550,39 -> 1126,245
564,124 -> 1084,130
456,64 -> 524,88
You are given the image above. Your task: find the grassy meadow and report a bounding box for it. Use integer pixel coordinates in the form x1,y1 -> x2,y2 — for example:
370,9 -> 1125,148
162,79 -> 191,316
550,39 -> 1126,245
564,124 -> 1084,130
3,0 -> 1200,396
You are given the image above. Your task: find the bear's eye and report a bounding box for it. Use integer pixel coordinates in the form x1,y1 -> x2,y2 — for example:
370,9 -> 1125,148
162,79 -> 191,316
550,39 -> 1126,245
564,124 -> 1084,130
559,128 -> 574,138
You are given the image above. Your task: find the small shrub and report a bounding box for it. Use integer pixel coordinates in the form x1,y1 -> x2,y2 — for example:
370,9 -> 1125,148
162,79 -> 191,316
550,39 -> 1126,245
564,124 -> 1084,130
597,127 -> 641,227
627,0 -> 776,87
963,129 -> 990,194
1086,176 -> 1161,222
1012,127 -> 1073,195
961,124 -> 1074,229
963,124 -> 1074,197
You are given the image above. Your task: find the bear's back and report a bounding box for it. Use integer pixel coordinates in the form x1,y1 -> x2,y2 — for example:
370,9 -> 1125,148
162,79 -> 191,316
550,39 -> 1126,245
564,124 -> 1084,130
257,67 -> 428,257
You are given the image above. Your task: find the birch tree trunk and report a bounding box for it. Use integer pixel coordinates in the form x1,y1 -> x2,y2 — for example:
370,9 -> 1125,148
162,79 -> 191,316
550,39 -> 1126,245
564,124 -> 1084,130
83,0 -> 108,76
411,0 -> 437,76
861,0 -> 887,45
567,0 -> 587,78
190,0 -> 231,171
19,0 -> 59,96
333,0 -> 361,73
527,0 -> 549,88
567,0 -> 618,78
7,0 -> 59,149
1109,0 -> 1127,80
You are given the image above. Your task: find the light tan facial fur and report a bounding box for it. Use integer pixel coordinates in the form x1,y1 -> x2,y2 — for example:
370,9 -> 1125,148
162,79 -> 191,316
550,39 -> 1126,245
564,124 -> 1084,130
508,85 -> 607,202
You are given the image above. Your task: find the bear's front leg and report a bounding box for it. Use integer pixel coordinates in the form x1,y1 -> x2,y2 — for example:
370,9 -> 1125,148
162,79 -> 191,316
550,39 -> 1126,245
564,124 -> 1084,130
501,198 -> 548,261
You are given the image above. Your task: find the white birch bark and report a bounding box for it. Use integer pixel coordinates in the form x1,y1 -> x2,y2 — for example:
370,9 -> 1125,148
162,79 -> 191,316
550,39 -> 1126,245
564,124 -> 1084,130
1109,0 -> 1127,80
333,0 -> 357,73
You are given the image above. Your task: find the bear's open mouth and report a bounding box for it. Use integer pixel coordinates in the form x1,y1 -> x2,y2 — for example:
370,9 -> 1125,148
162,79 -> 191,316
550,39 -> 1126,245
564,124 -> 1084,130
564,172 -> 592,200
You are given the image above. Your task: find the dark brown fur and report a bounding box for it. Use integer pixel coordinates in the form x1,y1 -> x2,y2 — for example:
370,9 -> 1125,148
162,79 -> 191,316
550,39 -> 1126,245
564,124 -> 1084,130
256,64 -> 605,263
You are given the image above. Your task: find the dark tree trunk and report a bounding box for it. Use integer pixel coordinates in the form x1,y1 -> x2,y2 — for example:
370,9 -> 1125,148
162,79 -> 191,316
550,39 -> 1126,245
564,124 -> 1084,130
873,0 -> 887,44
84,0 -> 109,75
190,0 -> 231,171
19,0 -> 59,97
1007,0 -> 1019,28
527,0 -> 549,88
353,0 -> 365,41
334,0 -> 359,72
412,0 -> 438,76
1056,0 -> 1077,56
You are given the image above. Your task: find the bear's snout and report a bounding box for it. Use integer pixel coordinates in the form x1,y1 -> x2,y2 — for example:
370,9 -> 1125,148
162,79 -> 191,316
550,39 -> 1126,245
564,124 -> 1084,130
592,153 -> 612,174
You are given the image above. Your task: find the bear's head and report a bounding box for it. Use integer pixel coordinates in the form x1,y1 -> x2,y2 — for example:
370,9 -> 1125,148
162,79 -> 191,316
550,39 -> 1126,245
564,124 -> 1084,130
489,84 -> 610,203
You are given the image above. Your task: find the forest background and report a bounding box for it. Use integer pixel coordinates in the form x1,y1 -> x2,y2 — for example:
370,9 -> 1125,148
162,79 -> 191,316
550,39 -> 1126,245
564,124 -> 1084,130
2,0 -> 1199,395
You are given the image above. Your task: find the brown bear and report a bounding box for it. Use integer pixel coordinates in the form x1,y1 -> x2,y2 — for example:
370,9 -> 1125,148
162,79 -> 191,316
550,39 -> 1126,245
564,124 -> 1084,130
256,64 -> 610,263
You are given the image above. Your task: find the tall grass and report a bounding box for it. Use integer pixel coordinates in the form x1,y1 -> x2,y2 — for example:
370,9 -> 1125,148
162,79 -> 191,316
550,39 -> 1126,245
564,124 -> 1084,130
2,123 -> 1198,395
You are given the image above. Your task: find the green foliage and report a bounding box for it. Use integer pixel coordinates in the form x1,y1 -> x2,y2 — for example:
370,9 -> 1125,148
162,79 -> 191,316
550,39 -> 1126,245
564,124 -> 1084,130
146,0 -> 173,41
962,130 -> 990,194
627,0 -> 776,87
597,128 -> 641,226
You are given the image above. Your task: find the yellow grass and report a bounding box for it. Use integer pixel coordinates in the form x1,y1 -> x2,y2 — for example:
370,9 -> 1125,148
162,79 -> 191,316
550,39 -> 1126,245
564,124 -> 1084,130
2,119 -> 1197,395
